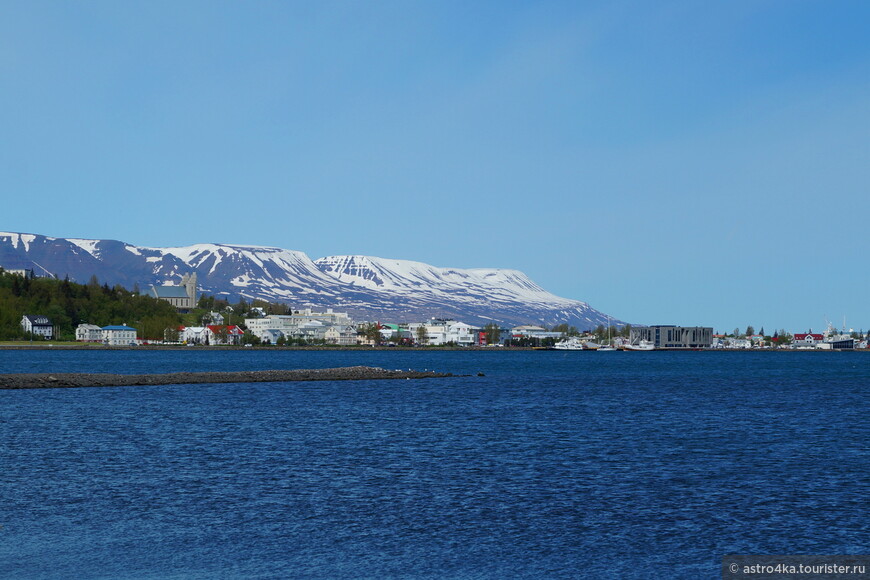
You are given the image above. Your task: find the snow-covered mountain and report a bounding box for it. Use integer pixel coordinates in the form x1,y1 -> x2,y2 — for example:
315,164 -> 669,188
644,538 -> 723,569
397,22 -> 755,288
0,231 -> 621,328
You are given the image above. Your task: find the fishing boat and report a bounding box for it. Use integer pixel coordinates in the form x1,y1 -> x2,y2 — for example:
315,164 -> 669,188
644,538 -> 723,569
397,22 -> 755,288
553,337 -> 585,350
623,339 -> 654,351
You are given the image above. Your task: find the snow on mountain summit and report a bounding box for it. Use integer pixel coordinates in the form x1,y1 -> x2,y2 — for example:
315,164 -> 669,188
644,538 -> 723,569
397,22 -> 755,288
0,232 -> 619,328
314,255 -> 584,307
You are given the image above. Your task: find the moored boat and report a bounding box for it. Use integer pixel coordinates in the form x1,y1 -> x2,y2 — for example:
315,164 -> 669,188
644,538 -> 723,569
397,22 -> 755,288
623,339 -> 654,351
553,337 -> 585,350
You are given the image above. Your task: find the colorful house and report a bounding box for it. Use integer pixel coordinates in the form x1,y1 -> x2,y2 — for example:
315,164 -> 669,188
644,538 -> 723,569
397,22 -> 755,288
102,325 -> 138,346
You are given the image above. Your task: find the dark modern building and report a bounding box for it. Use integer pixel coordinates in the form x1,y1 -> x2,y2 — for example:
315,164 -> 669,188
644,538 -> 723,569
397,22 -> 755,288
630,325 -> 713,348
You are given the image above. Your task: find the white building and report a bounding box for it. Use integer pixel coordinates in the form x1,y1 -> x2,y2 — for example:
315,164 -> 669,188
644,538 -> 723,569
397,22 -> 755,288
245,308 -> 355,343
246,309 -> 353,333
726,338 -> 752,349
408,320 -> 445,345
205,325 -> 244,345
204,311 -> 224,325
102,325 -> 137,346
181,325 -> 243,345
6,268 -> 35,279
793,333 -> 825,349
181,326 -> 207,345
21,315 -> 53,339
446,321 -> 476,346
510,325 -> 562,341
254,328 -> 285,344
324,325 -> 359,345
297,320 -> 328,341
76,324 -> 103,342
408,320 -> 478,346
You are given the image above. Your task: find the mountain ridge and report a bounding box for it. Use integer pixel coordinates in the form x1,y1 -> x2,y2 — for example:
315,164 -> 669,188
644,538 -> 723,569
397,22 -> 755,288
0,231 -> 622,328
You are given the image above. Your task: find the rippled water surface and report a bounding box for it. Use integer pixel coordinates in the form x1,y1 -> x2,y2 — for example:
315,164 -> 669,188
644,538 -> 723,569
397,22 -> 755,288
1,350 -> 868,578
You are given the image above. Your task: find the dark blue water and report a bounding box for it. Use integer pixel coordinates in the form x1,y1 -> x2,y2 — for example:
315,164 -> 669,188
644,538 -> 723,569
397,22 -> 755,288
1,350 -> 868,579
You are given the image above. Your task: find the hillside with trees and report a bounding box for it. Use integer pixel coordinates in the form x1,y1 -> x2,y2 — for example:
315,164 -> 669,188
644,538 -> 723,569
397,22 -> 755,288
0,270 -> 181,341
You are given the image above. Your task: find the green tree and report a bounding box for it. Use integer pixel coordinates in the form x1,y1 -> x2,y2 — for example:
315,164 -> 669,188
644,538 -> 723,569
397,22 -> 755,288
593,324 -> 606,342
241,331 -> 261,346
197,295 -> 215,310
358,323 -> 381,345
0,271 -> 181,341
483,323 -> 501,345
416,325 -> 428,345
745,325 -> 755,337
164,326 -> 180,343
213,326 -> 230,344
775,329 -> 793,345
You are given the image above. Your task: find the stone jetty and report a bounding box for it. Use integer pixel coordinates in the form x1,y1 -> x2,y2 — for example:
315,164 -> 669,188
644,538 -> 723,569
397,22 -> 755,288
0,366 -> 456,389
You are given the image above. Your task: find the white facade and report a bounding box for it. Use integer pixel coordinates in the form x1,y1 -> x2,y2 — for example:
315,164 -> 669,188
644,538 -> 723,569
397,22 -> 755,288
76,324 -> 103,342
205,325 -> 244,345
181,326 -> 207,344
793,333 -> 824,348
254,328 -> 284,344
510,325 -> 562,340
245,309 -> 353,334
21,315 -> 53,339
324,325 -> 358,345
408,320 -> 478,346
205,311 -> 224,325
407,321 -> 447,345
447,322 -> 476,346
102,325 -> 137,346
245,309 -> 354,343
726,338 -> 752,349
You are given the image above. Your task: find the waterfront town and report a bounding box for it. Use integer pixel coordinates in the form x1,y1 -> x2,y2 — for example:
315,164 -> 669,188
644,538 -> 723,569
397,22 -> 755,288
9,269 -> 868,351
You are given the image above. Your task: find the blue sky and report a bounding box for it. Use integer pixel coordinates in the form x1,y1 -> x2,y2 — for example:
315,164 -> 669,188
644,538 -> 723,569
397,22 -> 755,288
2,1 -> 868,333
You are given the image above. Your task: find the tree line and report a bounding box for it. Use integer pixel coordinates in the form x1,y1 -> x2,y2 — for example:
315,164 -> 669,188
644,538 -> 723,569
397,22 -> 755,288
0,271 -> 181,341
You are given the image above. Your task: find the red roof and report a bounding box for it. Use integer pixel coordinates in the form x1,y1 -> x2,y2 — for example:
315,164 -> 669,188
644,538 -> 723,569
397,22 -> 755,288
207,325 -> 243,335
794,333 -> 824,341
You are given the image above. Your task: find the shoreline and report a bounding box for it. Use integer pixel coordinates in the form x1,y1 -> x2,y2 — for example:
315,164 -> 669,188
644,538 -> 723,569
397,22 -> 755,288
0,344 -> 517,351
0,344 -> 866,352
0,366 -> 458,390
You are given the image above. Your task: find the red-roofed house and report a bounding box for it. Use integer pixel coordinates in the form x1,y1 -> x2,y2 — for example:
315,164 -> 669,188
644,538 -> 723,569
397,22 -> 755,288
793,332 -> 824,348
206,325 -> 244,345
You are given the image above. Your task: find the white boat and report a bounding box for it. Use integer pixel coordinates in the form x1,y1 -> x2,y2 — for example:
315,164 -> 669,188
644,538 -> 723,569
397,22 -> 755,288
598,316 -> 617,351
553,337 -> 585,350
623,339 -> 654,351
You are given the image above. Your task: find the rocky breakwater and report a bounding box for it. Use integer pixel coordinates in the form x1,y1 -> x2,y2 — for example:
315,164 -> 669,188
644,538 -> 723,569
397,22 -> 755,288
0,366 -> 457,389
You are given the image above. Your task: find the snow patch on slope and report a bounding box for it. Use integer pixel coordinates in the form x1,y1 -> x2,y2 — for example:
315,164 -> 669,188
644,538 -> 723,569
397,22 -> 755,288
68,238 -> 101,257
0,232 -> 37,252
